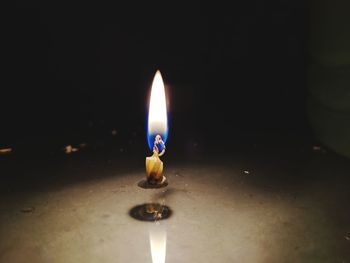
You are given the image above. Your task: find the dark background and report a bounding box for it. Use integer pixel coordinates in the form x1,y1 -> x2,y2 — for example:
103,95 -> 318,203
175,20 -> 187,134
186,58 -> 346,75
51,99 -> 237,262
3,2 -> 308,154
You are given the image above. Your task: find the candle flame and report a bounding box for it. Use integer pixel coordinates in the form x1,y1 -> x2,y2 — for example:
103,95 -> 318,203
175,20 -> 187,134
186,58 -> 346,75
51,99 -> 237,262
149,224 -> 167,263
147,70 -> 168,150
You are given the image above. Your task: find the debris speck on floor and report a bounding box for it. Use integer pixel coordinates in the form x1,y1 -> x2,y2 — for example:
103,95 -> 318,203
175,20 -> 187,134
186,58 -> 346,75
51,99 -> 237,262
64,145 -> 78,154
312,145 -> 321,151
0,148 -> 12,154
79,143 -> 88,149
20,207 -> 35,213
312,145 -> 327,153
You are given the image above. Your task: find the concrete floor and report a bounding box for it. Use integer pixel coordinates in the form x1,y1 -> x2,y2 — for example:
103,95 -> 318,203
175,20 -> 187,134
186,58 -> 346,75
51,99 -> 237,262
1,140 -> 350,262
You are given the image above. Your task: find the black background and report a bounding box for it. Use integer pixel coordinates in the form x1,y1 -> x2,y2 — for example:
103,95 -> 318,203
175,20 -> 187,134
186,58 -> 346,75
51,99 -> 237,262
3,2 -> 308,152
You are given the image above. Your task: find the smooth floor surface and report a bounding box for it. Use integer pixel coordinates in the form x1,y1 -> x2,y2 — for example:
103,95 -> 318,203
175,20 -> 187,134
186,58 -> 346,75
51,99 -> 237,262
0,142 -> 350,263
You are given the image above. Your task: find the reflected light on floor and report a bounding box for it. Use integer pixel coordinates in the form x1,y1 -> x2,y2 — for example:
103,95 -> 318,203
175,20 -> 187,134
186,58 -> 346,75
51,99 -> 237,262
149,222 -> 167,263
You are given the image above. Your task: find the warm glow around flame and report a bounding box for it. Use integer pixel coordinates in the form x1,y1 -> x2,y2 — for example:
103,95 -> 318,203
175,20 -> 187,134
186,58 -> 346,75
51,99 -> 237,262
147,70 -> 168,149
149,225 -> 167,263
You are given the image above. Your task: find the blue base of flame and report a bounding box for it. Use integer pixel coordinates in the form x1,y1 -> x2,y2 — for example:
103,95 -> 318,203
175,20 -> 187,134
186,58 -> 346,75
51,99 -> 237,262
147,132 -> 168,151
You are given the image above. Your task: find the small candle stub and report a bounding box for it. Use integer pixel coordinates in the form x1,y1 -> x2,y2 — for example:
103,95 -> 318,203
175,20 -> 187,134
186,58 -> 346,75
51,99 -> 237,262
146,135 -> 166,185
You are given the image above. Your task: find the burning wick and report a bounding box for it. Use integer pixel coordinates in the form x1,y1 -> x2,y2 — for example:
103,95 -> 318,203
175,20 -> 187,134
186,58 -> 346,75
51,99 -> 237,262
145,70 -> 168,185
